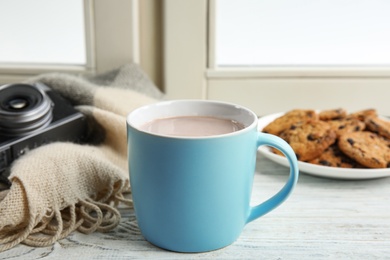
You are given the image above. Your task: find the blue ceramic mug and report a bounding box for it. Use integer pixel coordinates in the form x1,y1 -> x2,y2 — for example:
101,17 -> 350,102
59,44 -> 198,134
127,100 -> 299,253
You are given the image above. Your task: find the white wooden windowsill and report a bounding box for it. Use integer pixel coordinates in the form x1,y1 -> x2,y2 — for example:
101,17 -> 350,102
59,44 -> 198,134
3,154 -> 390,259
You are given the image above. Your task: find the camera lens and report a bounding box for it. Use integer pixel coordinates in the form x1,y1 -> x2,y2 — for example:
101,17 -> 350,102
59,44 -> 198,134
7,98 -> 29,110
0,83 -> 53,136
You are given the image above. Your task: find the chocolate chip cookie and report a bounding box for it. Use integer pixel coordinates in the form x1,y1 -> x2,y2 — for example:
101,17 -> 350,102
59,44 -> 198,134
327,117 -> 365,137
349,109 -> 377,122
308,144 -> 365,168
319,108 -> 347,120
338,131 -> 390,168
262,109 -> 317,136
365,116 -> 390,139
279,121 -> 337,161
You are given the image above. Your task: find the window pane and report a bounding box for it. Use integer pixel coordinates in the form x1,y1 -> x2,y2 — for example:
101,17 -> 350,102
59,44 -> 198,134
216,0 -> 390,66
0,0 -> 86,65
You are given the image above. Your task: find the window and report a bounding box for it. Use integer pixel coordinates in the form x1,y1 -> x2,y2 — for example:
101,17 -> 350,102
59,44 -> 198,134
163,0 -> 390,115
0,0 -> 86,65
215,0 -> 390,67
0,0 -> 139,84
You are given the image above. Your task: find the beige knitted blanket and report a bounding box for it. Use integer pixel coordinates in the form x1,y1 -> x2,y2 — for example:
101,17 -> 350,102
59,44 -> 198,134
0,64 -> 162,252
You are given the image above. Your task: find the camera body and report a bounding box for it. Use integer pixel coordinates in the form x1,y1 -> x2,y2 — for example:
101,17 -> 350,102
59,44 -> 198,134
0,82 -> 87,183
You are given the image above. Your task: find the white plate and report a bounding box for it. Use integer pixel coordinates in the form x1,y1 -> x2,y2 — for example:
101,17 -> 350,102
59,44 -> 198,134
257,112 -> 390,180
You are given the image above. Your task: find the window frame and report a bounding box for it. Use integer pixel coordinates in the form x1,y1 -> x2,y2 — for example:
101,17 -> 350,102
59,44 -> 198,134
0,0 -> 140,84
163,0 -> 390,115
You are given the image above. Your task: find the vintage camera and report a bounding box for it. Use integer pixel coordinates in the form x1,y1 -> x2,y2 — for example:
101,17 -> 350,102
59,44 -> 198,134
0,82 -> 87,184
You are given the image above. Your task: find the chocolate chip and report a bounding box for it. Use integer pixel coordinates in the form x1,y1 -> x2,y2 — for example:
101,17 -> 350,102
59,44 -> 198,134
338,125 -> 345,130
307,134 -> 316,141
347,138 -> 355,145
319,160 -> 331,166
369,119 -> 379,128
387,162 -> 390,168
354,126 -> 361,131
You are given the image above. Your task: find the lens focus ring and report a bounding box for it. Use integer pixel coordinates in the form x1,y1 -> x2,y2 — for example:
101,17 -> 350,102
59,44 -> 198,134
0,83 -> 53,136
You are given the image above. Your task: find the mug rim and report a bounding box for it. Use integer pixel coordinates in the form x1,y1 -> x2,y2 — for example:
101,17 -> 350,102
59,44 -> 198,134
127,99 -> 258,139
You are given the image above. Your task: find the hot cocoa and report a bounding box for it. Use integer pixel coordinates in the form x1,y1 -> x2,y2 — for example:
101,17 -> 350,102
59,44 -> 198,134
140,116 -> 244,137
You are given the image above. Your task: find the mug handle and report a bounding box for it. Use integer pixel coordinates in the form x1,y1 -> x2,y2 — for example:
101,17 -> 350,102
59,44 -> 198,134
246,132 -> 299,223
